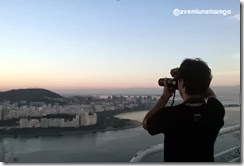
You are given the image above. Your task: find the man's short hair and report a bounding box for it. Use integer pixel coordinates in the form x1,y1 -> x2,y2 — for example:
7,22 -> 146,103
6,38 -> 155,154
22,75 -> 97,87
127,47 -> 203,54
177,58 -> 212,95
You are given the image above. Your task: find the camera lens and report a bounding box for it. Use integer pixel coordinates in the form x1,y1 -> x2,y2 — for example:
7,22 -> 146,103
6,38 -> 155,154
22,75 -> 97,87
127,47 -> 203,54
158,78 -> 165,86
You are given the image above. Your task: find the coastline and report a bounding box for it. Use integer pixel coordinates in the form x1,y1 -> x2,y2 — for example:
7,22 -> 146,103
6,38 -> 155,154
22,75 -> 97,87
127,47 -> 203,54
0,120 -> 142,138
59,120 -> 142,136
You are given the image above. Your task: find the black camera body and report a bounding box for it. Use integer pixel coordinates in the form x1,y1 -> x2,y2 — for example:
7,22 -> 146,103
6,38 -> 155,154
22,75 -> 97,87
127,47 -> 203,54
158,67 -> 179,89
158,78 -> 178,89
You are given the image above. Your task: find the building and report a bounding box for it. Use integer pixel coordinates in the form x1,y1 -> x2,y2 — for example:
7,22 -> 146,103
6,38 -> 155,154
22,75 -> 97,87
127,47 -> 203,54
19,119 -> 28,128
60,119 -> 65,127
94,105 -> 104,112
19,108 -> 30,117
116,104 -> 124,110
87,112 -> 97,125
15,110 -> 20,119
30,102 -> 45,107
80,112 -> 88,126
63,119 -> 74,128
28,119 -> 40,128
80,112 -> 97,126
40,118 -> 48,128
73,116 -> 79,128
0,109 -> 3,120
105,106 -> 116,111
20,100 -> 27,104
8,110 -> 16,119
43,108 -> 52,115
48,118 -> 60,127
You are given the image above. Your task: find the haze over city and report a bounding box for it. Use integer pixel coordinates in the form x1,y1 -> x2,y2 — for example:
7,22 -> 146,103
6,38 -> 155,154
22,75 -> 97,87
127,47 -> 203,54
0,0 -> 240,94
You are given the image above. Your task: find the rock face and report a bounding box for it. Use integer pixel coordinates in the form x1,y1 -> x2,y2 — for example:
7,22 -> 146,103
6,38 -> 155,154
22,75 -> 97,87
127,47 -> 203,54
0,88 -> 63,102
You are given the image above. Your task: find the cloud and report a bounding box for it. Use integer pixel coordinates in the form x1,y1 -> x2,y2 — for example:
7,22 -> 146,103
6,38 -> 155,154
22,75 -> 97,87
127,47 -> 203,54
228,14 -> 240,21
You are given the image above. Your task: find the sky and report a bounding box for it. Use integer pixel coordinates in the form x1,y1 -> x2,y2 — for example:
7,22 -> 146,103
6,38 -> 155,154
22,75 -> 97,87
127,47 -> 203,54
0,0 -> 240,93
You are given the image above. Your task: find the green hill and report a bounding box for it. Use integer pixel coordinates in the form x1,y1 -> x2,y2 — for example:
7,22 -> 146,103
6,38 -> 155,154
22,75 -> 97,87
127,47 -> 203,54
0,88 -> 64,103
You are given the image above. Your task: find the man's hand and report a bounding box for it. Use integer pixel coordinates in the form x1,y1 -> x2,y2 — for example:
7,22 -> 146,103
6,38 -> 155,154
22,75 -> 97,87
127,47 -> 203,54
162,78 -> 176,99
170,67 -> 179,77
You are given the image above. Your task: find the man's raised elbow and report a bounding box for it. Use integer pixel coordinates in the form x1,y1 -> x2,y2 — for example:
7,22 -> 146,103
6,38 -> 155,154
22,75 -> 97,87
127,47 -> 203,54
142,119 -> 148,130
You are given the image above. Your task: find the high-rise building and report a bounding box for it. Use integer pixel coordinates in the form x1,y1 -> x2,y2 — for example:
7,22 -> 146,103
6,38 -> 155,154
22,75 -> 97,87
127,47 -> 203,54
80,112 -> 97,126
48,118 -> 60,127
19,119 -> 28,128
28,119 -> 40,128
87,112 -> 97,125
0,109 -> 3,120
8,110 -> 16,119
73,116 -> 79,128
40,118 -> 48,128
60,119 -> 65,127
80,112 -> 88,126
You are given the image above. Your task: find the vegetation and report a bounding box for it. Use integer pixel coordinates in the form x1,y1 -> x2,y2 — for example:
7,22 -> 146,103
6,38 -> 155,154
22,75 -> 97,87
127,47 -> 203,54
0,88 -> 64,103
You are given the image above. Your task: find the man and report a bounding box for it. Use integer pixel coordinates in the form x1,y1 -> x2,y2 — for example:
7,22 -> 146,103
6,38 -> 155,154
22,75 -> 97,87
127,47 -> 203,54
143,58 -> 225,162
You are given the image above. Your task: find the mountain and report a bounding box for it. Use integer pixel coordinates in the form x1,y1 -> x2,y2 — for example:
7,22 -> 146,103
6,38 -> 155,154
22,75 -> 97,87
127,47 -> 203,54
0,88 -> 64,102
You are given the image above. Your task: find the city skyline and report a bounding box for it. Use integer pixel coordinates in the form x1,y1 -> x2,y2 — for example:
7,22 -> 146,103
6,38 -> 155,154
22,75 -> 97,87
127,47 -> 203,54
0,0 -> 240,92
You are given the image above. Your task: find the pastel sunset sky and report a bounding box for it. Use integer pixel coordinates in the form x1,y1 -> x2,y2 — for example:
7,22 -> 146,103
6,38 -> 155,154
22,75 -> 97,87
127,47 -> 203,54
0,0 -> 240,92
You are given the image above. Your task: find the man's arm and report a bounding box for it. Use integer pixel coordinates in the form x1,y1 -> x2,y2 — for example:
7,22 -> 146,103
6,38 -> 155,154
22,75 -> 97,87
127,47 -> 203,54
143,78 -> 175,130
143,94 -> 170,130
206,87 -> 225,129
206,88 -> 216,99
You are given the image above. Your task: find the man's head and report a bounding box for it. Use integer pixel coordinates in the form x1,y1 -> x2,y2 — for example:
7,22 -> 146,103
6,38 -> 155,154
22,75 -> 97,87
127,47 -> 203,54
176,58 -> 212,97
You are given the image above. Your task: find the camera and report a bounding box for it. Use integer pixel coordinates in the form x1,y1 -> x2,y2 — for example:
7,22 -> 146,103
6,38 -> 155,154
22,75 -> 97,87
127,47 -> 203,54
158,67 -> 179,89
158,78 -> 178,89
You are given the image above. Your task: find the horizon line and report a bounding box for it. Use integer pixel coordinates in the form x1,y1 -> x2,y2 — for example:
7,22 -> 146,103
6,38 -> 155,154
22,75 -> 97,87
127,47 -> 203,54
0,85 -> 241,92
